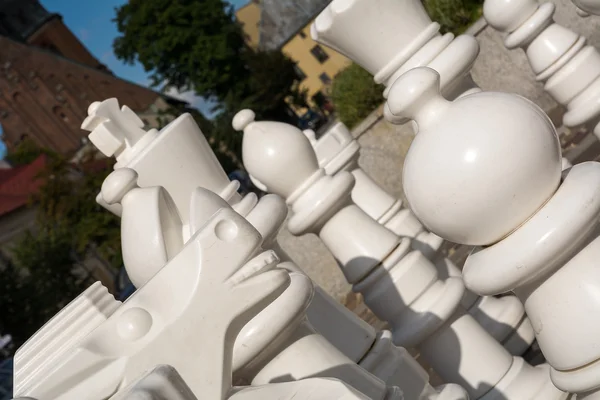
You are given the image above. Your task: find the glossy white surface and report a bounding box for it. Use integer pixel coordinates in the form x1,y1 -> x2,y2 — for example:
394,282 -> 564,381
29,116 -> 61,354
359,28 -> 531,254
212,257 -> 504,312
483,0 -> 600,140
236,109 -> 564,399
14,204 -> 290,399
386,67 -> 562,245
82,100 -> 402,390
311,0 -> 480,104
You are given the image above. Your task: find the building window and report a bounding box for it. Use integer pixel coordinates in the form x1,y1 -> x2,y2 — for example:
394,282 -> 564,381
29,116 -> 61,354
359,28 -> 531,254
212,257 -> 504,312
293,64 -> 307,81
299,31 -> 307,39
310,45 -> 329,64
319,72 -> 332,85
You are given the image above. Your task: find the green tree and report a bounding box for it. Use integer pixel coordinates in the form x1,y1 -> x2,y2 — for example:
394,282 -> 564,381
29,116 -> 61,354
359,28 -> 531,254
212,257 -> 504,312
5,137 -> 59,167
113,0 -> 306,141
33,154 -> 122,267
113,0 -> 248,99
0,226 -> 88,348
331,64 -> 384,129
423,0 -> 483,34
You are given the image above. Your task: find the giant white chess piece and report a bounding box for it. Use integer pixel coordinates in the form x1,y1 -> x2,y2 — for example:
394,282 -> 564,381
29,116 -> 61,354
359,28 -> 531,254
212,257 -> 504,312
111,364 -> 376,400
11,195 -> 292,399
483,0 -> 600,140
301,122 -> 534,356
308,0 -> 536,356
81,98 -> 467,400
386,65 -> 600,398
233,108 -> 568,399
101,169 -> 400,400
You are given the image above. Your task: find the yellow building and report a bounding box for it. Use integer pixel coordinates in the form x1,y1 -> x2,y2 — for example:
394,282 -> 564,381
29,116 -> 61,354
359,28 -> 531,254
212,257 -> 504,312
235,1 -> 261,50
235,0 -> 350,111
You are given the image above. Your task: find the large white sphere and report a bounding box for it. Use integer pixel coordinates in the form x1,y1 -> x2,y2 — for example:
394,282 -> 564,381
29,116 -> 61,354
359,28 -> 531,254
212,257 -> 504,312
389,68 -> 562,246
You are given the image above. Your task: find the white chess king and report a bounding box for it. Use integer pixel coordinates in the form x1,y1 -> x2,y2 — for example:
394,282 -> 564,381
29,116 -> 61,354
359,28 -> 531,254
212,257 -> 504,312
386,65 -> 600,399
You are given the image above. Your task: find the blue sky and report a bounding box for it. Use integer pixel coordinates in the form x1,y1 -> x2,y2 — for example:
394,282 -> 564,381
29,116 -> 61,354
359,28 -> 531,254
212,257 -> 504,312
42,0 -> 249,113
0,0 -> 249,159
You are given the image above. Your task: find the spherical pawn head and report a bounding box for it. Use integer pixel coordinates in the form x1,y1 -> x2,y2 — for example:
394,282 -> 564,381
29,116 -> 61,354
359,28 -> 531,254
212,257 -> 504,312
387,67 -> 562,246
101,168 -> 139,205
233,110 -> 321,200
483,0 -> 539,33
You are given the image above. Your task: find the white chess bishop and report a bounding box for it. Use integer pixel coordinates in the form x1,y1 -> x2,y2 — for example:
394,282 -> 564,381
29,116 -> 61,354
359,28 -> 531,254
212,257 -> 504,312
483,0 -> 600,140
233,108 -> 569,399
386,65 -> 600,399
80,98 -> 468,399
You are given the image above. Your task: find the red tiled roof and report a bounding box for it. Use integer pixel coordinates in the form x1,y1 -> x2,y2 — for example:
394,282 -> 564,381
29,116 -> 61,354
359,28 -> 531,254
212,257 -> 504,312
0,155 -> 47,216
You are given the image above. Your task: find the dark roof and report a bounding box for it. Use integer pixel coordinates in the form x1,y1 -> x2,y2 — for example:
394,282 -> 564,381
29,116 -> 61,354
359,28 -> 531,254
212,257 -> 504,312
258,0 -> 331,51
0,154 -> 47,216
0,0 -> 59,42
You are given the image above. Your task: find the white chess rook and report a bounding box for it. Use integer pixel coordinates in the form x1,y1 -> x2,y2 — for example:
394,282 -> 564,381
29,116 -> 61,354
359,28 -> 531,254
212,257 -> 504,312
301,123 -> 535,357
386,65 -> 600,398
82,98 -> 466,399
484,0 -> 600,140
233,109 -> 566,399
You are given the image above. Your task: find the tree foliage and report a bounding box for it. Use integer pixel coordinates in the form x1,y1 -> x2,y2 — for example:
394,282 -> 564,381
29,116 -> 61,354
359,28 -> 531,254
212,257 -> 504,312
0,226 -> 89,348
423,0 -> 483,34
0,146 -> 120,347
113,0 -> 306,142
113,0 -> 248,99
33,154 -> 121,267
5,137 -> 59,167
331,64 -> 384,129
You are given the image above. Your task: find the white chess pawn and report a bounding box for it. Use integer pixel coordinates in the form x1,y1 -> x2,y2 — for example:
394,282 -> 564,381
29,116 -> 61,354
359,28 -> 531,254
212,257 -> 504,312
301,123 -> 534,357
233,108 -> 567,399
484,0 -> 600,140
83,101 -> 466,399
386,65 -> 600,398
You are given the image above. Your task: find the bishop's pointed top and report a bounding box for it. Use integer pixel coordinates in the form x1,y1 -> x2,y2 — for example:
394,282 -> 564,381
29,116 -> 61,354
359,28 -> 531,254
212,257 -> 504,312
233,110 -> 320,200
